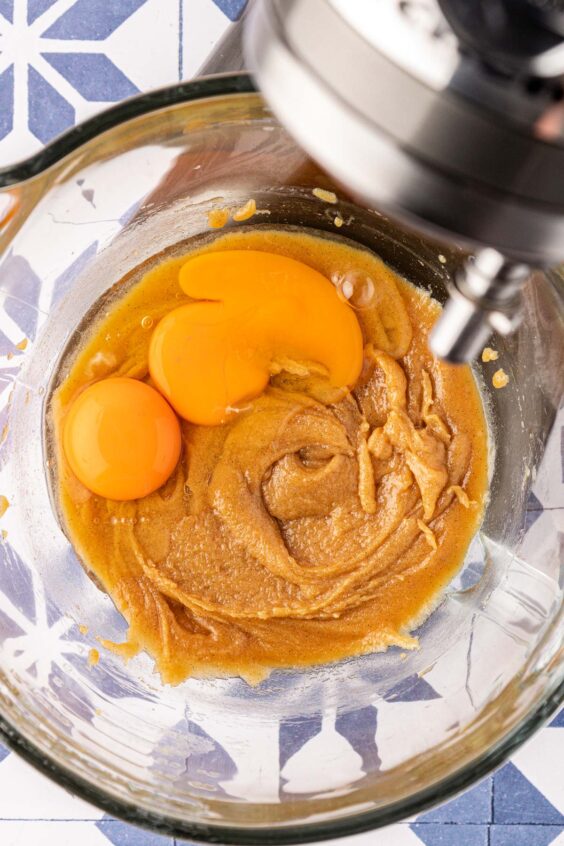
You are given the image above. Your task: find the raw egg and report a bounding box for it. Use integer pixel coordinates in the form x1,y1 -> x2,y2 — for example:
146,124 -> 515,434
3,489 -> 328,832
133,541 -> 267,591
63,377 -> 181,500
149,250 -> 363,425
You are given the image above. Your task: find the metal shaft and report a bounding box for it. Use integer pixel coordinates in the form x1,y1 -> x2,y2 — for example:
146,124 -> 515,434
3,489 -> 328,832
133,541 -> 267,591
429,249 -> 531,363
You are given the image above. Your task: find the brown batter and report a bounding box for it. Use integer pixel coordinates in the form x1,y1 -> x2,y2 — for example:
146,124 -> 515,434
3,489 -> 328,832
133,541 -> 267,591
51,229 -> 488,684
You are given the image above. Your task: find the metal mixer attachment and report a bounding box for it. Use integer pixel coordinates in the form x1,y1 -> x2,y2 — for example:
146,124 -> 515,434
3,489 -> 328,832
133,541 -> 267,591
245,0 -> 564,362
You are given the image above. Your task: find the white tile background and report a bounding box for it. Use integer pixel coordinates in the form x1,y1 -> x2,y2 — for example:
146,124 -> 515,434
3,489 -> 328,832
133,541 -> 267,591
0,1 -> 562,844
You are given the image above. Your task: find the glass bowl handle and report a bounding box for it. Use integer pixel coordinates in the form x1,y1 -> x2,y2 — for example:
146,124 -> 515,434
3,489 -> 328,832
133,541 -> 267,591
0,190 -> 20,231
0,187 -> 30,254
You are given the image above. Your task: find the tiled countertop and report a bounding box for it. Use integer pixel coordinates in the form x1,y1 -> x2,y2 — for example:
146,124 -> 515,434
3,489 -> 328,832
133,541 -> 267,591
0,2 -> 562,844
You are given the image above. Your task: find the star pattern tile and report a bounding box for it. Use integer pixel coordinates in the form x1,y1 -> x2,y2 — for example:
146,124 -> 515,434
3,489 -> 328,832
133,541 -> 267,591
0,2 -> 562,845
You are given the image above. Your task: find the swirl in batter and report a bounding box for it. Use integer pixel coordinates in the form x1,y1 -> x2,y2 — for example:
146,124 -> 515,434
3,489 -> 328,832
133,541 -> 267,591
52,229 -> 488,683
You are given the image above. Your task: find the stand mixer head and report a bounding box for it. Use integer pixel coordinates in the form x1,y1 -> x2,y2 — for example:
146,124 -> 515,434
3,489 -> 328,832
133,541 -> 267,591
244,0 -> 564,361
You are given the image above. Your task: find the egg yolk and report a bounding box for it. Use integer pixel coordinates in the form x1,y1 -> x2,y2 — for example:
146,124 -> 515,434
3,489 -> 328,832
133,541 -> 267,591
149,250 -> 364,426
63,377 -> 181,500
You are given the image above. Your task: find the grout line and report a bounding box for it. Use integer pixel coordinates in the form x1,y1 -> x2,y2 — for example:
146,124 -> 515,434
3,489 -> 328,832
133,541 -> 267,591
491,772 -> 495,827
412,822 -> 564,827
178,0 -> 184,80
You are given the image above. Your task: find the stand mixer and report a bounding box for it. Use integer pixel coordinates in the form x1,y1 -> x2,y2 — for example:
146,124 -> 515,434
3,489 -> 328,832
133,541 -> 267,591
242,0 -> 564,362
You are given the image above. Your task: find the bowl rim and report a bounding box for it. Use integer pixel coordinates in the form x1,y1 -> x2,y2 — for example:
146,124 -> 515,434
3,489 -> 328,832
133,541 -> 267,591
0,73 -> 562,844
0,74 -> 256,189
0,679 -> 561,844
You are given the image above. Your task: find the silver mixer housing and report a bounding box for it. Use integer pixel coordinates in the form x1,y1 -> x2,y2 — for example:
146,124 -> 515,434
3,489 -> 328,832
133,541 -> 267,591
244,0 -> 564,361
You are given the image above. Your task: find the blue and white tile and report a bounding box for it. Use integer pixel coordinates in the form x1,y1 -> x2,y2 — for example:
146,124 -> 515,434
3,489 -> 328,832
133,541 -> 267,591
280,713 -> 365,798
0,0 -> 249,168
96,820 -> 173,846
182,0 -> 232,78
493,762 -> 563,826
0,0 -> 178,165
490,827 -> 564,846
0,820 -> 173,846
531,405 -> 564,510
411,824 -> 489,846
0,2 -> 563,845
211,0 -> 247,21
374,696 -> 457,772
495,726 -> 564,821
322,827 -> 433,846
417,777 -> 493,825
518,506 -> 564,582
0,746 -> 102,819
181,705 -> 280,802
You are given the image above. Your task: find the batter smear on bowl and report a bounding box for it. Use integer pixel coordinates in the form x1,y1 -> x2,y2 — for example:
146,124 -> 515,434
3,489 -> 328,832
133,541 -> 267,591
51,229 -> 488,683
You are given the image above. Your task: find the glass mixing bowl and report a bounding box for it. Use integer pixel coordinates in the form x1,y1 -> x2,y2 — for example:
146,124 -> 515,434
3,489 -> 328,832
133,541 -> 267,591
0,75 -> 562,844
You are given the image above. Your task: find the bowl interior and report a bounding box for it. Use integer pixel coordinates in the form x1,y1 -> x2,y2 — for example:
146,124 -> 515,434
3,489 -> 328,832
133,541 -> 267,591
0,88 -> 562,841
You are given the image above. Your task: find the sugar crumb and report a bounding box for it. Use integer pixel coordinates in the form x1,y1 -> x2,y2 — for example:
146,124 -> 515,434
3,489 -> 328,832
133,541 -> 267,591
232,198 -> 257,222
492,368 -> 509,389
88,648 -> 100,667
208,208 -> 230,229
481,347 -> 499,362
312,187 -> 337,204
